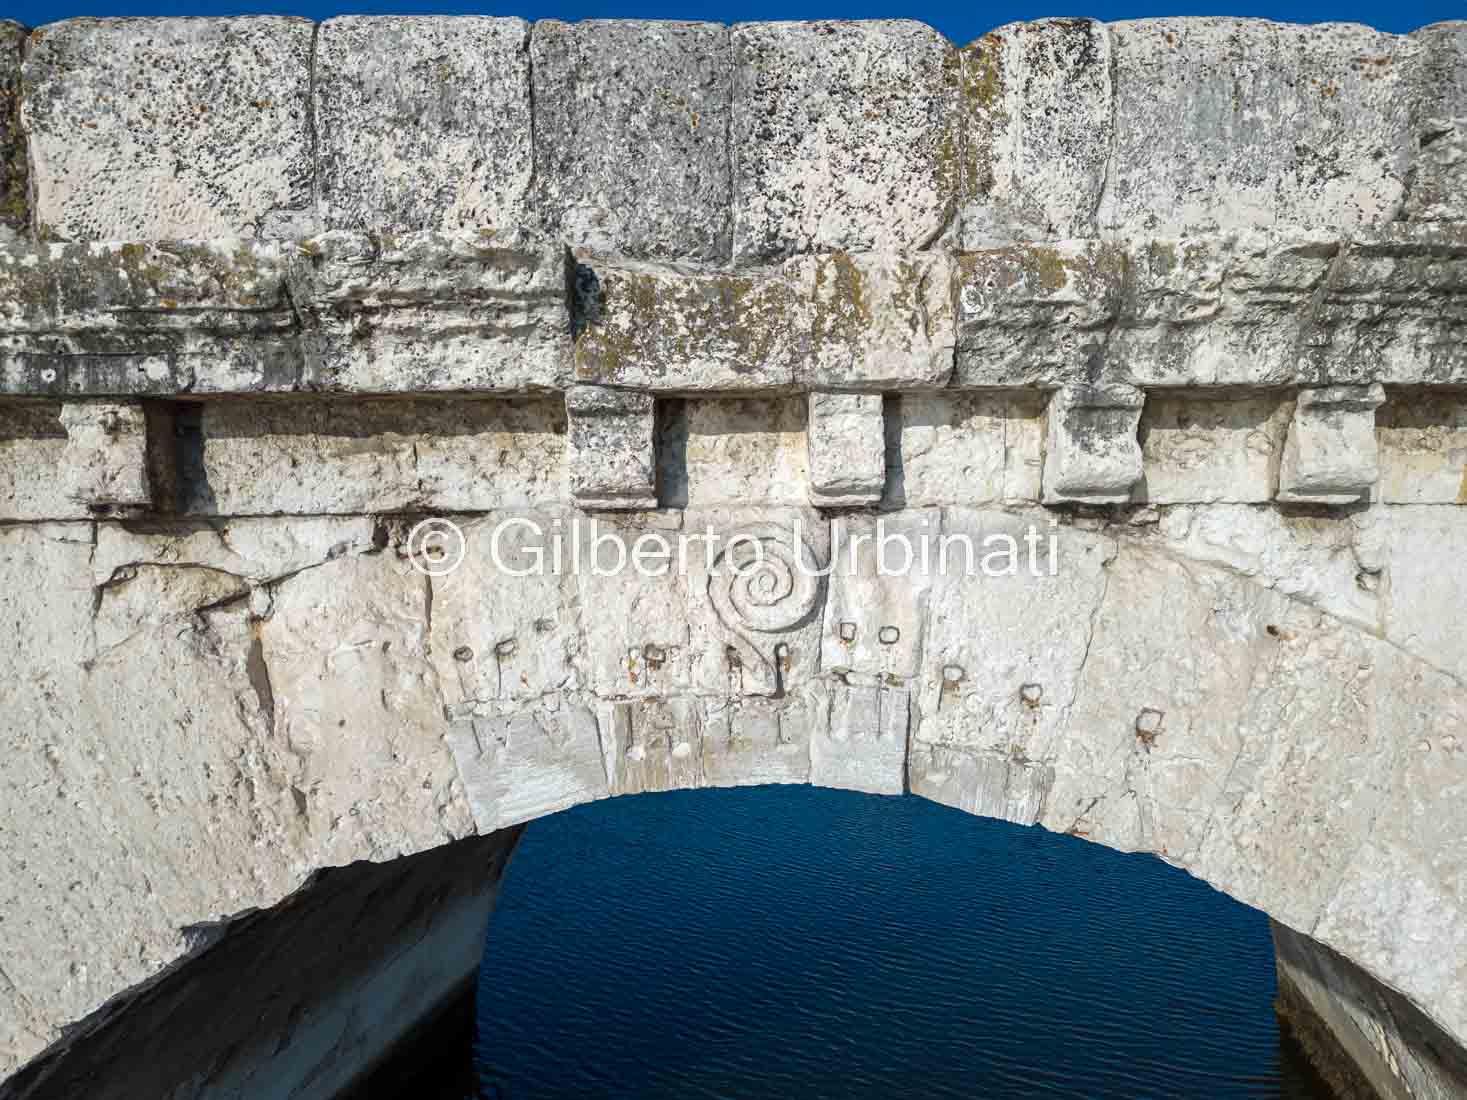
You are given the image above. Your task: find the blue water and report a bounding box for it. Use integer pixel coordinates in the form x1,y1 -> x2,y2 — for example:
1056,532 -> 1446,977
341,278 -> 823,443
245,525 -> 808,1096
473,785 -> 1328,1100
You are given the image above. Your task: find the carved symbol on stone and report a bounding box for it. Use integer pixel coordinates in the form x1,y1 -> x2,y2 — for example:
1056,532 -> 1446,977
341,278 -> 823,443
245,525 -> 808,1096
709,522 -> 824,687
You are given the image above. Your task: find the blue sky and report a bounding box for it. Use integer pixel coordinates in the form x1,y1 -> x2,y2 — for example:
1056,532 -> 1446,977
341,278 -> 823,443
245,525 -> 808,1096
7,0 -> 1456,44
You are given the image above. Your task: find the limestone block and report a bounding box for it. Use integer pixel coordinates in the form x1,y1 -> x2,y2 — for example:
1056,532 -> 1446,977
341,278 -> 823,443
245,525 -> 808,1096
445,698 -> 607,831
1404,23 -> 1467,223
885,392 -> 1045,507
908,509 -> 1113,824
426,511 -> 583,706
22,18 -> 315,240
303,230 -> 572,393
953,241 -> 1124,387
958,19 -> 1112,246
315,17 -> 532,233
807,392 -> 885,508
820,510 -> 940,681
810,678 -> 909,795
1136,392 -> 1292,504
796,251 -> 956,389
532,20 -> 732,261
1373,507 -> 1467,683
573,261 -> 800,390
600,696 -> 704,796
1041,384 -> 1146,505
701,687 -> 824,787
0,21 -> 26,243
656,397 -> 810,508
1101,19 -> 1415,236
730,20 -> 960,262
186,398 -> 565,516
682,507 -> 829,698
0,402 -> 72,519
1277,384 -> 1385,504
58,401 -> 150,509
565,386 -> 657,510
1377,392 -> 1467,503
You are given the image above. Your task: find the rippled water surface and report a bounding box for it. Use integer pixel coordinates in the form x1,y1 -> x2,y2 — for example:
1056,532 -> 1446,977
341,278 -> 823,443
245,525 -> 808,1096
474,785 -> 1330,1100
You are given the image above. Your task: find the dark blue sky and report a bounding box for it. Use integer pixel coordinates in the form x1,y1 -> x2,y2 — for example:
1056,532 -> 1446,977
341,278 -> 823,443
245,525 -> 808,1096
7,0 -> 1455,45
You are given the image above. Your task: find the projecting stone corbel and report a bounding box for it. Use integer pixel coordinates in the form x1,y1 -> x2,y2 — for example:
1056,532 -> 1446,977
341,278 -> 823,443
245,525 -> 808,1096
59,401 -> 152,511
807,393 -> 887,509
1277,384 -> 1386,505
1040,384 -> 1145,505
565,385 -> 658,510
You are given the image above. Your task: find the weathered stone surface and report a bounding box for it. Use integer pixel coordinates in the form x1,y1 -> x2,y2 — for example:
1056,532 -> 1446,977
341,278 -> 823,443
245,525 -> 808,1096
0,402 -> 70,519
701,687 -> 822,787
958,19 -> 1111,246
1101,19 -> 1415,236
1377,391 -> 1467,503
186,397 -> 565,515
565,386 -> 657,509
600,695 -> 704,796
1042,384 -> 1145,505
302,230 -> 573,393
532,20 -> 731,261
1404,23 -> 1467,223
1136,392 -> 1292,504
807,393 -> 885,508
23,18 -> 314,240
884,392 -> 1045,507
730,21 -> 960,262
656,397 -> 810,508
0,22 -> 26,243
811,678 -> 909,796
1278,384 -> 1385,504
315,17 -> 531,233
57,402 -> 149,510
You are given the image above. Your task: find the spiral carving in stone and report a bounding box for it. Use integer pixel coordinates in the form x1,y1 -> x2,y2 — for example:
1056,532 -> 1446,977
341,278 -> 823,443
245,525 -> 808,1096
708,522 -> 824,689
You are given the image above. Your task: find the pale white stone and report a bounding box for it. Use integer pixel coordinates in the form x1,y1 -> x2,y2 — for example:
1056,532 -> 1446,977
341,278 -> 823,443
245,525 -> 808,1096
658,397 -> 810,509
1042,384 -> 1145,505
599,696 -> 705,796
565,386 -> 657,510
1278,384 -> 1386,504
810,679 -> 910,795
1376,390 -> 1467,504
58,401 -> 149,509
23,18 -> 314,240
1136,392 -> 1292,504
807,392 -> 885,508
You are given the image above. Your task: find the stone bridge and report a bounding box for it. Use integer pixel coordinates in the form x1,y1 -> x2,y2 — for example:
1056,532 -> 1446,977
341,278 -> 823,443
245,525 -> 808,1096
1,13 -> 1465,1099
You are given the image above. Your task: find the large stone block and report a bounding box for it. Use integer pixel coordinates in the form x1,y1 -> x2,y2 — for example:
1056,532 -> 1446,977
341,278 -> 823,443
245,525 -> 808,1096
58,401 -> 150,510
565,386 -> 657,510
315,17 -> 532,233
0,21 -> 26,243
807,392 -> 885,508
1101,19 -> 1415,236
810,678 -> 909,795
1041,384 -> 1145,505
958,19 -> 1112,246
1404,23 -> 1467,223
1376,390 -> 1467,504
657,397 -> 810,508
1277,384 -> 1385,505
1135,392 -> 1293,504
23,17 -> 314,240
883,392 -> 1045,507
730,20 -> 960,262
532,20 -> 732,261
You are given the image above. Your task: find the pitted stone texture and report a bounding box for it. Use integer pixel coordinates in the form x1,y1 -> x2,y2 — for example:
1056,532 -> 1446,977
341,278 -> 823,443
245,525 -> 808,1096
1404,23 -> 1467,223
811,679 -> 909,796
565,386 -> 657,510
958,19 -> 1112,246
446,698 -> 607,832
304,230 -> 572,393
58,401 -> 149,509
1042,384 -> 1145,505
884,392 -> 1045,507
0,21 -> 26,243
1377,391 -> 1467,504
730,20 -> 960,262
533,20 -> 732,261
1278,384 -> 1385,504
1101,19 -> 1415,237
23,18 -> 314,240
1136,392 -> 1293,504
910,509 -> 1113,825
315,17 -> 531,233
807,393 -> 885,508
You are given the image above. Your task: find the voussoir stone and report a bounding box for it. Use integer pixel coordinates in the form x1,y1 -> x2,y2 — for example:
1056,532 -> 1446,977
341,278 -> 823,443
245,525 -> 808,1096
958,18 -> 1112,246
730,20 -> 961,262
1101,18 -> 1416,236
22,17 -> 315,240
315,17 -> 532,233
532,20 -> 732,261
0,21 -> 26,243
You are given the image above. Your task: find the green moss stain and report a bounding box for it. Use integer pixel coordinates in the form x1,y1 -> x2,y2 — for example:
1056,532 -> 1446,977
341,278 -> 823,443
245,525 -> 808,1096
1,32 -> 27,235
